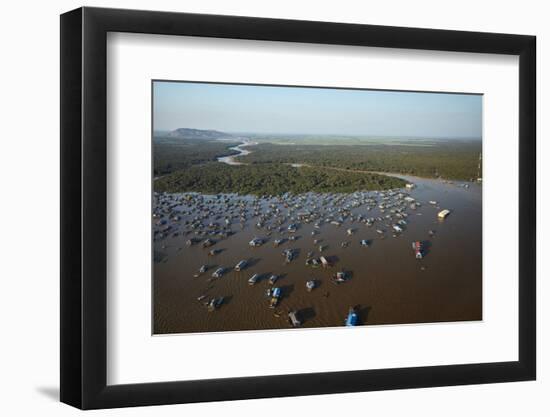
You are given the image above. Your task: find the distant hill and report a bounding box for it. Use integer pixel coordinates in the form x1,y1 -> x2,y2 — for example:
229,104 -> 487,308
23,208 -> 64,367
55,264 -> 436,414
165,128 -> 233,140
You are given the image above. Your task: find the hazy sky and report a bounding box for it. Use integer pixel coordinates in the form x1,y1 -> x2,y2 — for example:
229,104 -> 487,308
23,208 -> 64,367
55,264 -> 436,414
153,81 -> 482,138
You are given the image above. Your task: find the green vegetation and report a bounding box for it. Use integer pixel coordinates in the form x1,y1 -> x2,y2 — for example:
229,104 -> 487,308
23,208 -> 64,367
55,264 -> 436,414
153,137 -> 240,175
237,141 -> 481,180
152,129 -> 481,196
154,162 -> 406,195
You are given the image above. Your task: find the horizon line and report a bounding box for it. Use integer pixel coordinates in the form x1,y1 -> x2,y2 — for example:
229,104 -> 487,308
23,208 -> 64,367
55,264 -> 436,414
153,128 -> 481,140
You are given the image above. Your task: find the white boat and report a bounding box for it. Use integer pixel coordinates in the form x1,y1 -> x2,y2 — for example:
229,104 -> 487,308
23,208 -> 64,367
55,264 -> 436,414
268,274 -> 279,285
305,258 -> 321,267
249,237 -> 263,247
438,209 -> 451,219
248,273 -> 260,285
288,310 -> 302,327
306,280 -> 316,291
360,239 -> 369,247
212,267 -> 225,278
207,297 -> 224,312
392,224 -> 403,233
332,271 -> 348,284
202,238 -> 214,248
282,249 -> 295,262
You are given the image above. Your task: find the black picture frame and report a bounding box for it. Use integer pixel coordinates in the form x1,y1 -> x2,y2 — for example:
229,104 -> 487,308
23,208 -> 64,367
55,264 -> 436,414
60,6 -> 536,410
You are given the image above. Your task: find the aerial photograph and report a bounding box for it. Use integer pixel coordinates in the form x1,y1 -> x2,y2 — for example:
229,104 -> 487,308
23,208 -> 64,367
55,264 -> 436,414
152,80 -> 482,335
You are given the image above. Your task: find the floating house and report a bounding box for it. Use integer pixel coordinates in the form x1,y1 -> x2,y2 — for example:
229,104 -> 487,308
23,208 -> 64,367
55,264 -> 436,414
248,273 -> 260,285
212,267 -> 225,278
249,237 -> 263,247
234,260 -> 248,271
412,241 -> 423,259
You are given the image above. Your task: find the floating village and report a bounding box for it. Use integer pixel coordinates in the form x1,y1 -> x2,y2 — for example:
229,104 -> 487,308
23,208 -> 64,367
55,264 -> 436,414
153,180 -> 470,331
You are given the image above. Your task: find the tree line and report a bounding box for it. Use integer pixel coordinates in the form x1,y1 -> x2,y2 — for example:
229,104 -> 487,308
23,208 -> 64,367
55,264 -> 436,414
154,162 -> 405,195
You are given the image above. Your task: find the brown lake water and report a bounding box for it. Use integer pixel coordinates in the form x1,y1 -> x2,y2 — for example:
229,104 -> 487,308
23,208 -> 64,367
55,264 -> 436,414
153,174 -> 482,334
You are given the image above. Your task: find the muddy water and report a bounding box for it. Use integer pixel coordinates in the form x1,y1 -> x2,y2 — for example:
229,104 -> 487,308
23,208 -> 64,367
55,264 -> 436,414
153,176 -> 481,334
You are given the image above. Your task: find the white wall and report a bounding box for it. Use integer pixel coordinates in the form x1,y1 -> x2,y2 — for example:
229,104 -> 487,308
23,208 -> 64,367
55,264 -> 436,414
0,0 -> 546,415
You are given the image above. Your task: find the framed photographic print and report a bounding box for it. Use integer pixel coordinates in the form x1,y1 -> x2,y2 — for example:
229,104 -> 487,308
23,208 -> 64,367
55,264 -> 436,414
60,7 -> 536,409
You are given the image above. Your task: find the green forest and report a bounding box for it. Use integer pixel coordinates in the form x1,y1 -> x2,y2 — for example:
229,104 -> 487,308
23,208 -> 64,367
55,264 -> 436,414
153,137 -> 240,175
152,134 -> 480,195
154,162 -> 405,195
236,141 -> 481,181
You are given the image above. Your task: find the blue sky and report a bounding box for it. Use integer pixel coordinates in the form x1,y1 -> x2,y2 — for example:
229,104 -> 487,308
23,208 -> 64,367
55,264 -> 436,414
153,81 -> 482,138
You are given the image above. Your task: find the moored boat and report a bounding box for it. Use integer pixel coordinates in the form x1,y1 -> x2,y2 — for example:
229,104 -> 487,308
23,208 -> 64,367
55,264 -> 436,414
207,297 -> 224,312
412,241 -> 424,259
234,260 -> 248,271
249,237 -> 264,247
269,287 -> 281,308
212,267 -> 225,278
248,273 -> 260,285
332,271 -> 348,284
202,238 -> 214,248
288,310 -> 302,327
345,307 -> 359,326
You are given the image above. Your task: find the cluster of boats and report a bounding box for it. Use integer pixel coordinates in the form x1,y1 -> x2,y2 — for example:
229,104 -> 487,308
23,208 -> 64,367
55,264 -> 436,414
153,184 -> 452,328
154,188 -> 426,244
